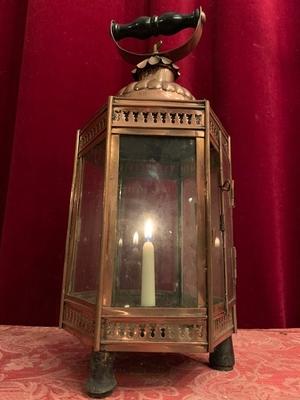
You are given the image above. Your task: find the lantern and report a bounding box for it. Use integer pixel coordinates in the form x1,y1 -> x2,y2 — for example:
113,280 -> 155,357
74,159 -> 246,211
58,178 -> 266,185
60,6 -> 237,398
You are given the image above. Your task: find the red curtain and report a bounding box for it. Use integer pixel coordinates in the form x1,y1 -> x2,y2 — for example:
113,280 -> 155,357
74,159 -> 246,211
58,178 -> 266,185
0,0 -> 299,328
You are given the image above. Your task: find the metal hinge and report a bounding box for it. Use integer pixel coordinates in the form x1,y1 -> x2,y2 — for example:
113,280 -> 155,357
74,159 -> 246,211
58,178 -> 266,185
220,179 -> 231,192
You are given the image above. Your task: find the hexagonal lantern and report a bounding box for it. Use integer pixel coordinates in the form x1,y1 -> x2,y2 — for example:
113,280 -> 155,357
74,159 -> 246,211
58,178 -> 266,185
60,6 -> 237,398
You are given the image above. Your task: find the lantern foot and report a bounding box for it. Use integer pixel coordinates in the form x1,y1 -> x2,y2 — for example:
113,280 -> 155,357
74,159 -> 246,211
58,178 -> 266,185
209,336 -> 235,371
86,351 -> 117,398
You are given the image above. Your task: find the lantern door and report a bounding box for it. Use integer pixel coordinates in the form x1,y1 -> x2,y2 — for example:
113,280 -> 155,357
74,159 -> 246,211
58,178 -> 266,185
112,135 -> 199,309
208,109 -> 236,348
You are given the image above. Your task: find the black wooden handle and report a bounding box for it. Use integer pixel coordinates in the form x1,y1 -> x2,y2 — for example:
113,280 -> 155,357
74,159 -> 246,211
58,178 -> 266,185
111,9 -> 200,41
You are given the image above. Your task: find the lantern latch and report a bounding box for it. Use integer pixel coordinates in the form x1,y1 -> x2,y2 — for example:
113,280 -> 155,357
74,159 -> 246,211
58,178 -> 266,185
220,179 -> 231,192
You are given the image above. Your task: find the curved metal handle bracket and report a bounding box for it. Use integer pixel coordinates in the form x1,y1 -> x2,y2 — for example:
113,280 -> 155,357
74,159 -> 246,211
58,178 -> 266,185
110,7 -> 206,65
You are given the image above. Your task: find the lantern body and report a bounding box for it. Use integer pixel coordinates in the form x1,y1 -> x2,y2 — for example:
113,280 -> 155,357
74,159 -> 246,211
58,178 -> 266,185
60,96 -> 237,355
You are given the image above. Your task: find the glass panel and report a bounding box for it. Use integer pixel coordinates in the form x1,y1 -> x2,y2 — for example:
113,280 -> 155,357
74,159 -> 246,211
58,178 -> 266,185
210,145 -> 225,307
69,140 -> 106,303
113,136 -> 198,307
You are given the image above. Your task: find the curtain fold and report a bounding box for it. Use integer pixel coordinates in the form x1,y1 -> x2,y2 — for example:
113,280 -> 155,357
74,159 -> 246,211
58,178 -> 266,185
0,0 -> 28,241
0,0 -> 299,328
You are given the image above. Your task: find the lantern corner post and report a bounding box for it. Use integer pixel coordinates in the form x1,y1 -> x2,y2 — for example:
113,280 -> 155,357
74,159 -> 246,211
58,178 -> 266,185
204,99 -> 214,353
59,129 -> 81,328
86,95 -> 118,398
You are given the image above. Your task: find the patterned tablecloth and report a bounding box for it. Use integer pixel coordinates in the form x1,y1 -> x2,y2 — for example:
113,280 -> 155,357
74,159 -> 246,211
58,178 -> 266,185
0,326 -> 300,400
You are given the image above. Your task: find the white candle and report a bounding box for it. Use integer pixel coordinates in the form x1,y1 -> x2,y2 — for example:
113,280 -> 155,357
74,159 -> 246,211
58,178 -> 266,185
141,219 -> 156,306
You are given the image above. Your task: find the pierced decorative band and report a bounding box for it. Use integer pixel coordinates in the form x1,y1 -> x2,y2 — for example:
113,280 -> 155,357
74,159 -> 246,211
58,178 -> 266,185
63,305 -> 95,336
79,115 -> 107,152
102,320 -> 207,343
112,108 -> 204,129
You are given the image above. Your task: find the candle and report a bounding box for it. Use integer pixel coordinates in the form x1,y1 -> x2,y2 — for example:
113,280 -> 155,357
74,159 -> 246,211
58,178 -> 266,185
141,219 -> 156,306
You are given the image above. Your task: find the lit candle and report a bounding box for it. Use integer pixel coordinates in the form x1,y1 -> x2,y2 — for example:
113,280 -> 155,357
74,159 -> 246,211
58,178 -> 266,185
132,231 -> 139,256
132,231 -> 139,246
141,219 -> 155,306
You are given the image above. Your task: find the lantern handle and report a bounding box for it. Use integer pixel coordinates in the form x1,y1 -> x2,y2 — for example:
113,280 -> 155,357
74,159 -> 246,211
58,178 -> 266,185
110,6 -> 206,65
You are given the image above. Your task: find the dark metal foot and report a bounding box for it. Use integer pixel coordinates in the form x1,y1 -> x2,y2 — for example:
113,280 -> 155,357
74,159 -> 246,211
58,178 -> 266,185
209,336 -> 235,371
86,351 -> 117,398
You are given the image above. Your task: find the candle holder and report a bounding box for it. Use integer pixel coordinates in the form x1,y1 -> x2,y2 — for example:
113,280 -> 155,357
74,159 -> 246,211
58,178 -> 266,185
60,6 -> 237,398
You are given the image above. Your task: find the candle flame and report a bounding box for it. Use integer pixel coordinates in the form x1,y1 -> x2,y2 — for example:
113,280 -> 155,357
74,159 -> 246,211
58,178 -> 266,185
133,231 -> 139,245
144,219 -> 153,240
214,237 -> 221,248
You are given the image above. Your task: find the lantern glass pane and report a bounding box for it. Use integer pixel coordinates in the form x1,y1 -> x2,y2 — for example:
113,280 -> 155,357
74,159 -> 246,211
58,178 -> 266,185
210,145 -> 225,307
69,140 -> 106,303
113,135 -> 198,308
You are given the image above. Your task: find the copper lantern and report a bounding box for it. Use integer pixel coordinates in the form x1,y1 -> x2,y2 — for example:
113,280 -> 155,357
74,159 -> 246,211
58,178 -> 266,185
60,6 -> 237,398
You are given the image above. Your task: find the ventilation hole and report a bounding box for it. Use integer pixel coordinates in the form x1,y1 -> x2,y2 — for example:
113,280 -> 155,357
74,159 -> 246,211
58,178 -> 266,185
113,110 -> 121,121
140,328 -> 145,338
195,114 -> 202,124
129,330 -> 134,337
170,113 -> 176,123
142,112 -> 148,123
178,113 -> 184,124
123,111 -> 130,122
133,112 -> 139,122
160,112 -> 167,123
186,114 -> 192,124
160,328 -> 166,338
152,112 -> 158,123
150,328 -> 155,338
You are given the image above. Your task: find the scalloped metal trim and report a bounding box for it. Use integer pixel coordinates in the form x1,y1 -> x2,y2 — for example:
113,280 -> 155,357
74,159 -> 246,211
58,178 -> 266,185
118,80 -> 195,100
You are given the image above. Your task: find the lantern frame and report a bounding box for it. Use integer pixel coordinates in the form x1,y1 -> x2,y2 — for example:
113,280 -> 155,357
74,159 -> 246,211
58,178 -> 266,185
59,96 -> 237,355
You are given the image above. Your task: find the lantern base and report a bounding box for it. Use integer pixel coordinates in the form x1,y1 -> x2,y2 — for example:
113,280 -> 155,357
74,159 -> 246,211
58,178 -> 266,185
86,351 -> 117,398
209,336 -> 235,371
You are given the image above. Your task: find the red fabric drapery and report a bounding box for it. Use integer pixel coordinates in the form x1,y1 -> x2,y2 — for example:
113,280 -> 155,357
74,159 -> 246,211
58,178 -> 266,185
0,0 -> 299,328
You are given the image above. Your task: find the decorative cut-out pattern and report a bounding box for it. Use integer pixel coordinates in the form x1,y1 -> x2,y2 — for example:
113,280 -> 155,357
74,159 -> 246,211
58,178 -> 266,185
79,113 -> 107,152
209,115 -> 229,155
63,305 -> 95,336
214,311 -> 234,338
112,108 -> 204,129
209,118 -> 220,145
102,320 -> 206,342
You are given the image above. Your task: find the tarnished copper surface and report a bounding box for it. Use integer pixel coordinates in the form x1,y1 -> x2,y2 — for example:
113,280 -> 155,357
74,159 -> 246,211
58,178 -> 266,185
61,6 -> 236,353
118,59 -> 195,100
